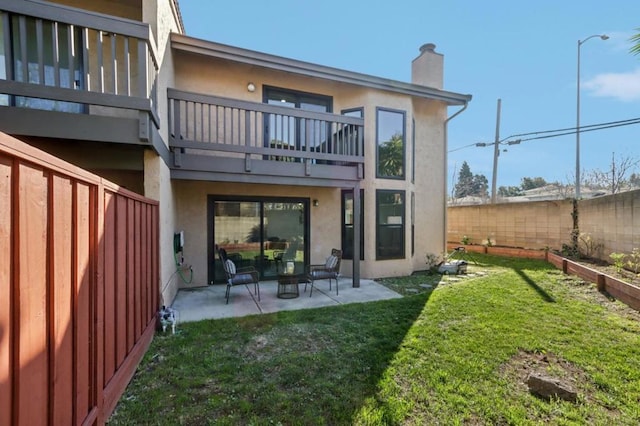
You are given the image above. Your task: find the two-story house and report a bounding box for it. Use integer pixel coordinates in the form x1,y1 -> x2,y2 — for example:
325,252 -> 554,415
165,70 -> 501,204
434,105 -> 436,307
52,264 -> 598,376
0,0 -> 471,306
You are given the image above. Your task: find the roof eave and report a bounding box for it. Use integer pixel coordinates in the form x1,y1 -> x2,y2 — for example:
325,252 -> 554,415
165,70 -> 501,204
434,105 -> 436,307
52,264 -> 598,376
170,33 -> 472,106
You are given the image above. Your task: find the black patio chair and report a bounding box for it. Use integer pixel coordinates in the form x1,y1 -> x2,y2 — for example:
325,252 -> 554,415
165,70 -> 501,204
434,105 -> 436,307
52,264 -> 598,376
305,248 -> 342,296
218,247 -> 260,304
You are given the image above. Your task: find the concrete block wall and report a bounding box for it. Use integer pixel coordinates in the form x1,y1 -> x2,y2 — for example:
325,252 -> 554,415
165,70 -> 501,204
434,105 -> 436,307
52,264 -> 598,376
447,200 -> 575,250
448,190 -> 640,262
579,189 -> 640,258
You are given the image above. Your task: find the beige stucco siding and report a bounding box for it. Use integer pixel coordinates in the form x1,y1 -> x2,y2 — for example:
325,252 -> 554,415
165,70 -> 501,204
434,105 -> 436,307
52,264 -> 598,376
171,51 -> 449,281
142,0 -> 182,304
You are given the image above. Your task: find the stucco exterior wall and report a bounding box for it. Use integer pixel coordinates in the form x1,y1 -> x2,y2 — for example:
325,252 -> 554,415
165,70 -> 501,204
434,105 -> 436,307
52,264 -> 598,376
142,0 -> 182,304
413,98 -> 446,268
49,0 -> 142,20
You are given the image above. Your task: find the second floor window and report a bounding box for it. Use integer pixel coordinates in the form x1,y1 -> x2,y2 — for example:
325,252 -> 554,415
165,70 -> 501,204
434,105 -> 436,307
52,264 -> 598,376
376,108 -> 405,179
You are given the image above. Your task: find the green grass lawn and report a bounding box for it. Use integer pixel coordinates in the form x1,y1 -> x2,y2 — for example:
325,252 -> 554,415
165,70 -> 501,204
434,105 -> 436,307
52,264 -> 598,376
109,255 -> 640,425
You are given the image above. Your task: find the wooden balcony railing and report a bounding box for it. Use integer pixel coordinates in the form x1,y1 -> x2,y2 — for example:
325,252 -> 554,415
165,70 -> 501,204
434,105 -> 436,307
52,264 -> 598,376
168,88 -> 364,176
0,0 -> 159,132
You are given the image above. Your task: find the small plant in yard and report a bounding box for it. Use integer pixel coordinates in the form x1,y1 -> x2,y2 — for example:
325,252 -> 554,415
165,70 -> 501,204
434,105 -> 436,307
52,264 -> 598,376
425,252 -> 442,272
609,252 -> 626,274
578,232 -> 603,259
461,235 -> 471,245
627,248 -> 640,274
483,236 -> 494,247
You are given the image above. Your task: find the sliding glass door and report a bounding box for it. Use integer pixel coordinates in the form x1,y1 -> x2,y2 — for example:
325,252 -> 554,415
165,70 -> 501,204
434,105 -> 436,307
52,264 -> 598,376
209,196 -> 309,283
264,87 -> 332,160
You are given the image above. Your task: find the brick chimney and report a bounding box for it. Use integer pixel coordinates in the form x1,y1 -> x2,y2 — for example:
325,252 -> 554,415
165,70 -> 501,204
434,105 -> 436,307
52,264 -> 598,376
411,43 -> 443,89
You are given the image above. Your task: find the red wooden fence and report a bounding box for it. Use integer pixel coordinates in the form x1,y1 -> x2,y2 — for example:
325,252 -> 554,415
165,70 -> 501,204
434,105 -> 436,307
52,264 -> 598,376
0,132 -> 159,425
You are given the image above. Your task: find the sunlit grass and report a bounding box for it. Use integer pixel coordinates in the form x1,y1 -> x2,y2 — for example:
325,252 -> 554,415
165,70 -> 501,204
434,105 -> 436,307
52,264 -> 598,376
109,255 -> 640,425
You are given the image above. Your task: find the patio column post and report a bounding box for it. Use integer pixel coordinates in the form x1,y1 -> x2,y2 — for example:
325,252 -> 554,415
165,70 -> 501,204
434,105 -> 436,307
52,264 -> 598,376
352,181 -> 361,287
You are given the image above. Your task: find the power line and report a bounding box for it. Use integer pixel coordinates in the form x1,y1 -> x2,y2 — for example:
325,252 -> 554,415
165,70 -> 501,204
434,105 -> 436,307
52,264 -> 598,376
499,116 -> 640,142
518,118 -> 640,143
449,116 -> 640,152
448,143 -> 479,153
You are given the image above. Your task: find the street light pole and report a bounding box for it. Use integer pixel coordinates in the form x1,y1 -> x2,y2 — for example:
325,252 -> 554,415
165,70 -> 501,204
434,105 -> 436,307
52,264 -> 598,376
491,98 -> 501,204
576,34 -> 608,199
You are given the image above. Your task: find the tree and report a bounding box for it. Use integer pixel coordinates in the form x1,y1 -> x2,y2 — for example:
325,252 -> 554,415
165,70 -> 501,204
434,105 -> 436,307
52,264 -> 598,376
454,161 -> 489,198
498,185 -> 523,197
630,173 -> 640,188
631,28 -> 640,56
378,133 -> 404,177
521,177 -> 547,191
471,174 -> 489,198
454,161 -> 473,198
584,152 -> 640,194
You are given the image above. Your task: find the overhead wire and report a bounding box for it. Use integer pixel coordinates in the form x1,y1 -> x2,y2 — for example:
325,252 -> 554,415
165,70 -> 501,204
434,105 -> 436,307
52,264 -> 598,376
448,116 -> 640,152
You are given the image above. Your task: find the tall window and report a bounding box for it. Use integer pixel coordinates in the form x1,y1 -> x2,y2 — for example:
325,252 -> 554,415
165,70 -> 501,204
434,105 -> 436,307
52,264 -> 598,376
376,108 -> 405,179
342,189 -> 364,260
376,190 -> 405,259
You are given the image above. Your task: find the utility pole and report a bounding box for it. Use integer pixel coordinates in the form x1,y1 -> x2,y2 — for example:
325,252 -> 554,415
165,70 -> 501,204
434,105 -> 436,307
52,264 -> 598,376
491,99 -> 501,203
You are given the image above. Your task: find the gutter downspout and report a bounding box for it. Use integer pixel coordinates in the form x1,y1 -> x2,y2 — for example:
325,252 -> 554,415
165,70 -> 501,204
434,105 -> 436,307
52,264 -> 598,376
443,101 -> 469,251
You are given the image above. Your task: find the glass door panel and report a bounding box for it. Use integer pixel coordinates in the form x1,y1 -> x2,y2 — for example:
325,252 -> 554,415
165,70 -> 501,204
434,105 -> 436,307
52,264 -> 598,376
267,93 -> 296,160
264,87 -> 331,162
263,202 -> 306,277
211,198 -> 308,283
214,201 -> 261,282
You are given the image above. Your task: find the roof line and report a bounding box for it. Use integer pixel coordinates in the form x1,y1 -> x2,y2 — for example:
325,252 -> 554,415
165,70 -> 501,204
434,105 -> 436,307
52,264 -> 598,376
170,33 -> 472,106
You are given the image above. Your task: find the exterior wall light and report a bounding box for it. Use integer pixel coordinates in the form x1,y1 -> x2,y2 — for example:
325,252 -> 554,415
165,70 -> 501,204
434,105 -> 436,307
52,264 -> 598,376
313,199 -> 319,207
247,82 -> 256,92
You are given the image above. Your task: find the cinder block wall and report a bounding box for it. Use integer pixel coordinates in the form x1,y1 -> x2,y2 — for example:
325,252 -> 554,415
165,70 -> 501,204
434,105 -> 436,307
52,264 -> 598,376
579,189 -> 640,258
447,200 -> 574,250
448,190 -> 640,261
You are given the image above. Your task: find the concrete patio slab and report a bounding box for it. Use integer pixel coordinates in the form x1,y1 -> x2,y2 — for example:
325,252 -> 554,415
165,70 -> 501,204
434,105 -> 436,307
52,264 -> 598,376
170,278 -> 402,323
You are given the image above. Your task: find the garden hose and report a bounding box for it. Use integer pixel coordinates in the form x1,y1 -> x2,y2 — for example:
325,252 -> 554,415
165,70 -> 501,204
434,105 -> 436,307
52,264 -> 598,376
174,249 -> 193,284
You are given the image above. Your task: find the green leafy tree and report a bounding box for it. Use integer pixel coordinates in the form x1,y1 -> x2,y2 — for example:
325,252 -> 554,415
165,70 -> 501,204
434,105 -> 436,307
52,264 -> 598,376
498,185 -> 523,197
631,28 -> 640,56
454,161 -> 474,198
521,177 -> 547,191
454,161 -> 489,198
472,174 -> 489,197
378,133 -> 404,177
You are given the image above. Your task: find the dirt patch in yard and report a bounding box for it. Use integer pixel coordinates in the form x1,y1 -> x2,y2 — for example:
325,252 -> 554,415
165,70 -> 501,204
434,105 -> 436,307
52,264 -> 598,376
499,350 -> 621,416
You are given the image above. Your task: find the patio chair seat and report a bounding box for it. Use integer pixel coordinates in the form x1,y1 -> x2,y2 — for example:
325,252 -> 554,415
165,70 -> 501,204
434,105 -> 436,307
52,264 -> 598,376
305,248 -> 342,296
218,247 -> 260,304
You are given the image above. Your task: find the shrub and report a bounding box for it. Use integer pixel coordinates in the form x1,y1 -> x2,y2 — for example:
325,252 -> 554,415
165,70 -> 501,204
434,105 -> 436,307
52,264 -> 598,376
609,252 -> 626,274
626,248 -> 640,274
578,232 -> 603,259
425,253 -> 442,272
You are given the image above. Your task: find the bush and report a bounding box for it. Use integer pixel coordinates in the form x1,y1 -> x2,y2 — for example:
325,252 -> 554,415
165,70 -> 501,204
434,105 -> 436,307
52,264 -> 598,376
609,252 -> 626,274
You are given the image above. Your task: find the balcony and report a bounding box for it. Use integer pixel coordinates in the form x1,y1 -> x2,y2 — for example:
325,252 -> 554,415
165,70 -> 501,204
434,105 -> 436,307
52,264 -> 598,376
0,0 -> 159,145
168,88 -> 365,186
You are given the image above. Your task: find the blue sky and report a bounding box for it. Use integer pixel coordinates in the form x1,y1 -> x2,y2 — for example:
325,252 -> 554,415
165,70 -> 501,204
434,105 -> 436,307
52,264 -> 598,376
179,1 -> 640,188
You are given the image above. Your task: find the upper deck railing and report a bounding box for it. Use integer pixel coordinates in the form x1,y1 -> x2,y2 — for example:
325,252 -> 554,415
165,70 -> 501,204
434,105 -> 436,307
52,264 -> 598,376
168,88 -> 364,172
0,0 -> 159,129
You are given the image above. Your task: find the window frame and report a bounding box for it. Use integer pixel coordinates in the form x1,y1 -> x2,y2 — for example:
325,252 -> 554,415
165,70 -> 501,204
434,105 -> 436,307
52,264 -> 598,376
375,189 -> 406,260
341,189 -> 364,260
375,107 -> 406,180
